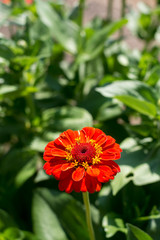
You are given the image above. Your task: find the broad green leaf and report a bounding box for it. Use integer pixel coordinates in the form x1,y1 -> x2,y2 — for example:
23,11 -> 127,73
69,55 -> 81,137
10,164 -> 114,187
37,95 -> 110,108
77,19 -> 128,63
85,19 -> 128,53
116,95 -> 157,117
145,66 -> 160,86
102,213 -> 127,238
3,228 -> 24,240
30,132 -> 61,152
111,166 -> 133,196
35,0 -> 78,54
32,188 -> 89,240
112,148 -> 160,193
32,192 -> 68,240
0,149 -> 37,188
0,45 -> 14,60
96,80 -> 157,104
2,228 -> 37,240
127,223 -> 153,240
0,210 -> 16,232
42,106 -> 93,131
0,85 -> 37,101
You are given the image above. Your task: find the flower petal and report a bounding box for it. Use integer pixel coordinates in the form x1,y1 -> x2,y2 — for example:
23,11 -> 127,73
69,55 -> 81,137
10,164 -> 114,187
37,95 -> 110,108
85,175 -> 101,193
102,136 -> 116,150
58,178 -> 72,192
82,127 -> 95,139
62,129 -> 77,144
72,167 -> 85,182
60,168 -> 74,180
92,128 -> 104,140
95,134 -> 106,146
61,163 -> 74,171
87,166 -> 100,177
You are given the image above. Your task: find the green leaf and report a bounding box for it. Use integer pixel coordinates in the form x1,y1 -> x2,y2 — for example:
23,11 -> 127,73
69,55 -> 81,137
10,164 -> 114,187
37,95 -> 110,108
96,80 -> 157,117
85,19 -> 128,53
0,85 -> 37,101
35,0 -> 78,54
0,45 -> 14,60
0,210 -> 16,232
0,149 -> 37,188
3,228 -> 24,240
32,192 -> 68,240
102,213 -> 127,238
32,188 -> 89,240
116,95 -> 157,117
112,148 -> 160,193
77,19 -> 128,63
127,223 -> 153,240
111,165 -> 133,196
42,106 -> 93,132
96,80 -> 157,104
2,228 -> 38,240
30,132 -> 61,152
145,66 -> 160,86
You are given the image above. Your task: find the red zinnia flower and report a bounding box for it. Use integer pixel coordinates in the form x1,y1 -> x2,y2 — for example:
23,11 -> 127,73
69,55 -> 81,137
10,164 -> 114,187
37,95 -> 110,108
25,0 -> 33,4
43,127 -> 122,193
0,0 -> 11,4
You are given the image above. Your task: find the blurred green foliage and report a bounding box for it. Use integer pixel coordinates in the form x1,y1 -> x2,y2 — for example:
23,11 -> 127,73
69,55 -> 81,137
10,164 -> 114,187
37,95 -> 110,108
0,0 -> 160,239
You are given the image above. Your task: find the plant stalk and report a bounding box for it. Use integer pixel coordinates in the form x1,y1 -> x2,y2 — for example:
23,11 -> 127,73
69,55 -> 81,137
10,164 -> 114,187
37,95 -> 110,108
82,192 -> 95,240
78,0 -> 85,28
107,0 -> 114,21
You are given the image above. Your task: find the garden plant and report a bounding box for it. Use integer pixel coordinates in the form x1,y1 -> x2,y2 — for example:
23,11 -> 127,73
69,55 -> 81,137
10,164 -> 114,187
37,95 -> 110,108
0,0 -> 160,239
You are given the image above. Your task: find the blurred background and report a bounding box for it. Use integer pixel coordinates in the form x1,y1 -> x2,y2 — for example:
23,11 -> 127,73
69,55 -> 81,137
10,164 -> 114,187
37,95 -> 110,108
0,0 -> 160,240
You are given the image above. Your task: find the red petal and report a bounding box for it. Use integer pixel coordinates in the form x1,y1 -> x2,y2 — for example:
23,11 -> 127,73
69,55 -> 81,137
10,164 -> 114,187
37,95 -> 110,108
82,127 -> 95,139
85,175 -> 101,193
54,137 -> 67,149
95,134 -> 106,146
52,166 -> 63,180
102,136 -> 115,150
87,166 -> 100,177
92,128 -> 104,140
60,168 -> 74,180
51,148 -> 67,157
61,163 -> 74,171
65,179 -> 74,193
58,178 -> 71,191
62,129 -> 76,144
97,165 -> 117,183
72,167 -> 85,182
73,181 -> 82,192
106,160 -> 121,173
45,141 -> 55,151
80,175 -> 87,192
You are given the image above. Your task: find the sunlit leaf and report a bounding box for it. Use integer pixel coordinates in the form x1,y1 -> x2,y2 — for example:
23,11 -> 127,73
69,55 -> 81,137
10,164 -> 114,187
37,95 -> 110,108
127,223 -> 153,240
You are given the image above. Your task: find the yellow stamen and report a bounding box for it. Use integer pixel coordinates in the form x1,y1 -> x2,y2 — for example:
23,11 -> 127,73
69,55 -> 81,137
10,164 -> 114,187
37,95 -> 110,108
66,152 -> 73,161
73,160 -> 78,167
65,145 -> 72,152
92,156 -> 101,165
81,162 -> 89,169
75,137 -> 81,144
90,139 -> 96,145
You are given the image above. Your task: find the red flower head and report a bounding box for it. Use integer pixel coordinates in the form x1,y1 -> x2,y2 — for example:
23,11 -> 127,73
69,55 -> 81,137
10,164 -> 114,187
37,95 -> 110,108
43,127 -> 122,193
0,0 -> 11,4
25,0 -> 33,4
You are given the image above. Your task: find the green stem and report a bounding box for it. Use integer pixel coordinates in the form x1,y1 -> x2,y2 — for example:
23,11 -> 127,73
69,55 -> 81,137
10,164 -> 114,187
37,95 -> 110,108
120,0 -> 126,37
78,0 -> 85,28
82,192 -> 95,240
121,0 -> 126,18
107,0 -> 113,21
